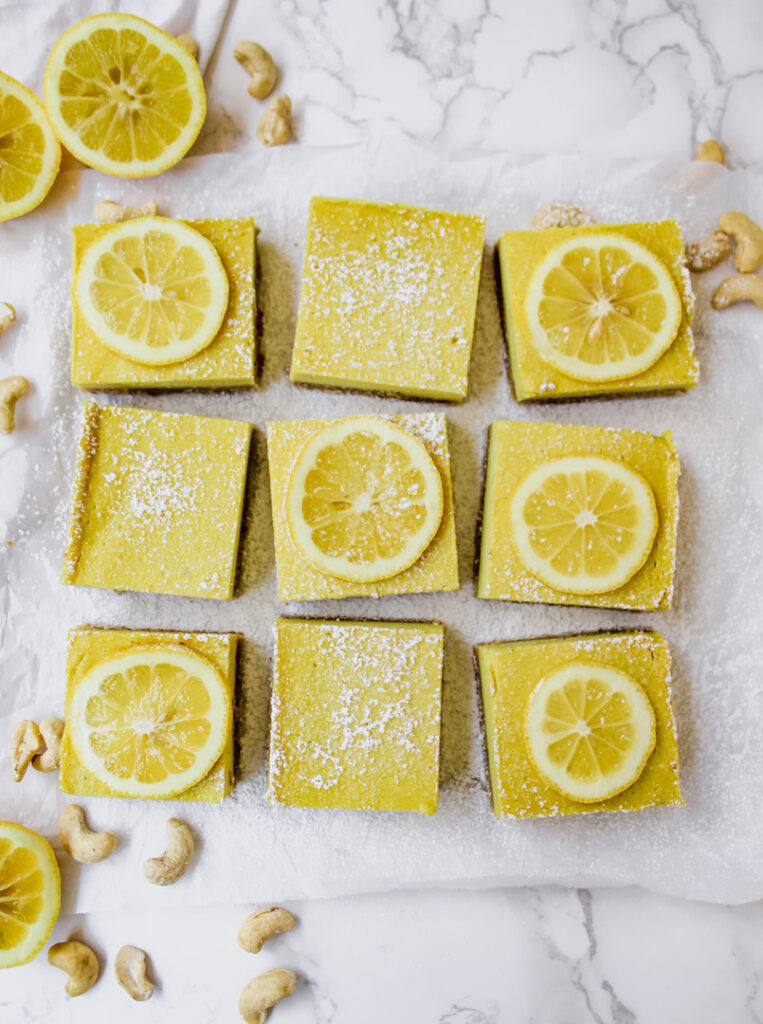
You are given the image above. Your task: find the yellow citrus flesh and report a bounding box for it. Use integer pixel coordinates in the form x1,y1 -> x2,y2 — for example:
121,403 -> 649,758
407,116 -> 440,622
0,71 -> 61,222
69,646 -> 232,798
525,233 -> 683,382
524,661 -> 656,803
0,822 -> 60,969
511,455 -> 658,595
286,417 -> 444,583
74,216 -> 229,366
43,13 -> 206,177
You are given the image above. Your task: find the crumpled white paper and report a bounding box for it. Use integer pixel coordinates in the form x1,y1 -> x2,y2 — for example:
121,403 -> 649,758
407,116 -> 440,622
1,136 -> 761,910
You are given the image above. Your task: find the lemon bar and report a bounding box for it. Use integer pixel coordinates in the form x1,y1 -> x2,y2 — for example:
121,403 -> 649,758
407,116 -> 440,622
497,220 -> 698,401
476,631 -> 683,818
290,197 -> 485,401
266,412 -> 459,601
60,627 -> 237,803
477,419 -> 680,611
269,618 -> 444,814
71,217 -> 257,390
62,401 -> 252,600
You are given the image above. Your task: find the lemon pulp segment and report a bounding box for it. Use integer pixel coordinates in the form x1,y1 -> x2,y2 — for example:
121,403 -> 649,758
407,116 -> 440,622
0,822 -> 60,969
0,70 -> 60,222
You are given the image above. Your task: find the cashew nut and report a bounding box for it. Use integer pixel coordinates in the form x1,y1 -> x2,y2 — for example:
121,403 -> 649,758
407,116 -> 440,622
712,274 -> 763,310
257,95 -> 292,146
115,945 -> 154,1001
11,720 -> 43,781
0,302 -> 15,335
59,804 -> 117,863
32,717 -> 65,772
234,41 -> 278,100
694,139 -> 725,164
239,969 -> 297,1024
94,200 -> 159,224
530,202 -> 594,230
686,230 -> 731,272
176,33 -> 199,60
718,211 -> 763,273
143,817 -> 194,886
48,940 -> 100,996
238,907 -> 296,954
0,376 -> 29,434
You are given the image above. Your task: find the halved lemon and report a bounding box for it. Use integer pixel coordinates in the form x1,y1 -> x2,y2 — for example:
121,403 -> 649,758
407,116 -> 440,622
0,71 -> 61,222
524,661 -> 656,802
0,822 -> 60,969
74,216 -> 229,365
286,417 -> 444,583
44,13 -> 206,178
68,646 -> 232,799
525,233 -> 683,382
511,455 -> 658,595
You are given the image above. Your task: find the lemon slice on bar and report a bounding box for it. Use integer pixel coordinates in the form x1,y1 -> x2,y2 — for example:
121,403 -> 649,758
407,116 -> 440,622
0,71 -> 61,222
525,233 -> 683,382
286,416 -> 444,583
74,216 -> 229,366
524,661 -> 656,802
69,646 -> 231,799
511,455 -> 658,595
0,822 -> 60,968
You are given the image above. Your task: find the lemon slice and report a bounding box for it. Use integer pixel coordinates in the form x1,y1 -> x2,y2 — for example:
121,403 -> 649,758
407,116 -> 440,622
524,661 -> 656,802
525,233 -> 683,382
0,71 -> 61,222
0,822 -> 60,969
511,455 -> 658,595
44,13 -> 206,178
69,646 -> 232,799
74,216 -> 229,366
286,417 -> 444,583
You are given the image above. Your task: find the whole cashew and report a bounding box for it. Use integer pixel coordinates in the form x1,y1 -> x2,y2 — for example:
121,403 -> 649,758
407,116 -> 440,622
234,41 -> 278,99
59,804 -> 117,863
718,211 -> 763,273
694,139 -> 725,164
238,907 -> 296,954
94,200 -> 159,224
48,940 -> 100,996
257,95 -> 292,146
32,717 -> 65,772
239,969 -> 297,1024
686,230 -> 731,273
143,818 -> 194,886
0,376 -> 29,434
175,33 -> 199,60
115,945 -> 154,1001
530,202 -> 594,229
11,720 -> 43,781
712,274 -> 763,310
0,301 -> 15,334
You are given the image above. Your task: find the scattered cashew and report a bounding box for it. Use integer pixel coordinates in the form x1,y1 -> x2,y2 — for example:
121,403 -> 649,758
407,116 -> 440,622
32,717 -> 65,772
0,376 -> 29,434
239,969 -> 297,1024
238,908 -> 296,954
0,302 -> 15,334
234,41 -> 278,99
11,720 -> 43,782
530,202 -> 594,230
59,804 -> 117,863
712,274 -> 763,310
176,33 -> 199,60
143,818 -> 194,886
48,940 -> 100,997
115,945 -> 154,1001
718,211 -> 763,273
694,139 -> 725,164
257,95 -> 292,146
686,230 -> 731,272
94,200 -> 159,224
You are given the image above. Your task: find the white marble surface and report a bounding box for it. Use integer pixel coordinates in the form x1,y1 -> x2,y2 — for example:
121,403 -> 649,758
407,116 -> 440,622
2,1 -> 763,1021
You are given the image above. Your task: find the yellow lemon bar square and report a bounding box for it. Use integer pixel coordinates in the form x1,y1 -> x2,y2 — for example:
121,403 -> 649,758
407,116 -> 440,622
62,401 -> 252,600
290,197 -> 486,401
267,412 -> 459,601
476,631 -> 683,818
269,618 -> 444,814
60,627 -> 237,803
71,217 -> 257,390
497,220 -> 698,401
477,419 -> 680,611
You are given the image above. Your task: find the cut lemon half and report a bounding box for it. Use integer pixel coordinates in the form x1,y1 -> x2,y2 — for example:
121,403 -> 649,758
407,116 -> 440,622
511,455 -> 658,595
68,646 -> 232,799
525,233 -> 683,382
74,216 -> 229,365
0,822 -> 60,969
44,13 -> 206,178
0,71 -> 61,222
524,661 -> 656,802
286,417 -> 444,583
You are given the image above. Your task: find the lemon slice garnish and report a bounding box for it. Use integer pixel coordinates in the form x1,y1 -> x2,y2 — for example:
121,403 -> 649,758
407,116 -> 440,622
286,416 -> 444,583
43,13 -> 206,178
511,455 -> 658,595
69,646 -> 232,799
0,822 -> 60,968
0,71 -> 60,223
524,661 -> 656,803
74,216 -> 229,366
525,233 -> 683,382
